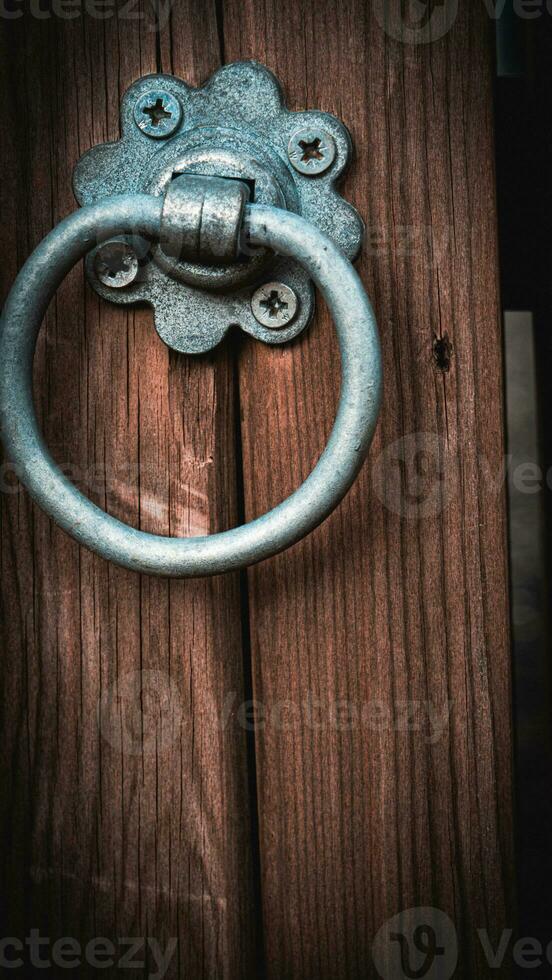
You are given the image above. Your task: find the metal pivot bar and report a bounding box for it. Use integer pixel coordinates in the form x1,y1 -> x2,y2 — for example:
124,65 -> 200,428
72,61 -> 365,354
0,173 -> 382,577
160,174 -> 250,263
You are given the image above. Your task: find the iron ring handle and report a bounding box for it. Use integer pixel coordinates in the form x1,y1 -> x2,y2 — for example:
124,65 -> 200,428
0,194 -> 382,577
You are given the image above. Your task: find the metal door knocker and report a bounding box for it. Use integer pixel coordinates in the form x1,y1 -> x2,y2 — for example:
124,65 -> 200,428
0,61 -> 382,577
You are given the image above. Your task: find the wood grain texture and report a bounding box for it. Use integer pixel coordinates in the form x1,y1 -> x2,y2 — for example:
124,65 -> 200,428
0,2 -> 514,978
222,2 -> 514,977
0,3 -> 256,977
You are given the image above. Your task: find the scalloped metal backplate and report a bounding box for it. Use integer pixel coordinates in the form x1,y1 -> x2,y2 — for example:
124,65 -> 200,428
73,61 -> 364,355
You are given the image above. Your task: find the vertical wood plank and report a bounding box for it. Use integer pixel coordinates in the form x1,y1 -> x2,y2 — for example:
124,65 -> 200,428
223,3 -> 513,977
0,3 -> 256,976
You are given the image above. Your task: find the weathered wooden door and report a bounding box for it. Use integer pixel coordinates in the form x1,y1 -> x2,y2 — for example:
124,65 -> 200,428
0,2 -> 513,977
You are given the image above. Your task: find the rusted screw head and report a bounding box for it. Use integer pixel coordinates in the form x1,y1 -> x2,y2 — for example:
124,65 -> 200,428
134,89 -> 182,139
251,282 -> 299,329
287,128 -> 336,176
94,240 -> 139,289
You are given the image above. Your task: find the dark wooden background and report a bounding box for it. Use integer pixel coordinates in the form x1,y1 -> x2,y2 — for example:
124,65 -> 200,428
0,1 -> 513,977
